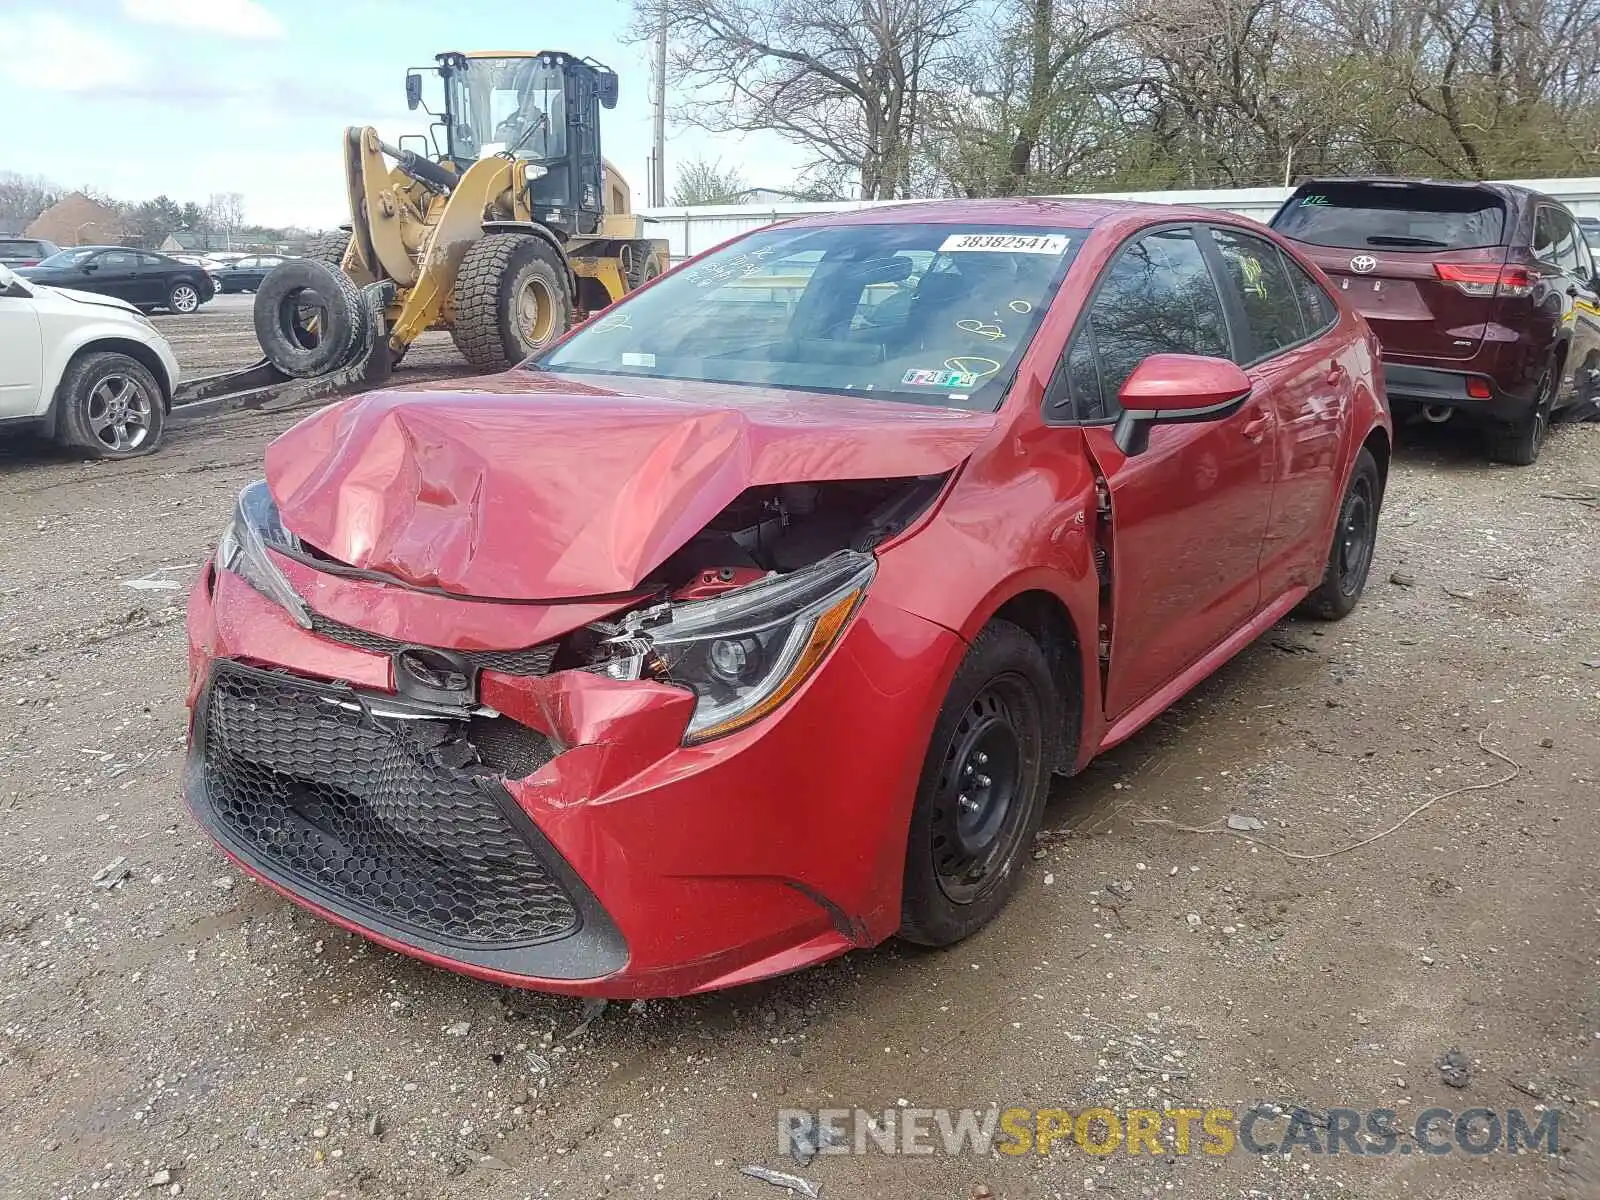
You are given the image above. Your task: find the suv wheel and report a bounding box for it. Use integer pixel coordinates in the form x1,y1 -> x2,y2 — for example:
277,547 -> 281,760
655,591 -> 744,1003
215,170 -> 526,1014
1485,366 -> 1556,466
57,352 -> 166,459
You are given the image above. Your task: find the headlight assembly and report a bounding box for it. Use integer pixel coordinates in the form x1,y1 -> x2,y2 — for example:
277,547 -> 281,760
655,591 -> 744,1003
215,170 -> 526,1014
592,550 -> 876,744
214,480 -> 312,627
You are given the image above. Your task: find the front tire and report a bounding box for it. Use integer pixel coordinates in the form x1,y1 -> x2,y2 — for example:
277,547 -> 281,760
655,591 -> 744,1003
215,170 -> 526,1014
899,620 -> 1055,947
451,233 -> 572,369
167,282 -> 202,314
1300,447 -> 1381,620
56,352 -> 166,459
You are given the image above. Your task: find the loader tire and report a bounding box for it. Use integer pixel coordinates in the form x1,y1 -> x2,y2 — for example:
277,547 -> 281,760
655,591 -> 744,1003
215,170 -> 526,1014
254,259 -> 365,379
451,233 -> 571,369
304,231 -> 352,270
625,244 -> 664,292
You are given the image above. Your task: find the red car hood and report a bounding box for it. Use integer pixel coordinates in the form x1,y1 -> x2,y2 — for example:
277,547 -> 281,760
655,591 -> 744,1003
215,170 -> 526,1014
265,373 -> 997,601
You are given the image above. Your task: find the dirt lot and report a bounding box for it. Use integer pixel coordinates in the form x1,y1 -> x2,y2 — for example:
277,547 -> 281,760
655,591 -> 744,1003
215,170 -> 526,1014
1,304 -> 1598,1200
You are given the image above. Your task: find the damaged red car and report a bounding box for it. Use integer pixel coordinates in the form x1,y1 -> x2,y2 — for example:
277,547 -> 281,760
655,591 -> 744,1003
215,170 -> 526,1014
184,200 -> 1392,998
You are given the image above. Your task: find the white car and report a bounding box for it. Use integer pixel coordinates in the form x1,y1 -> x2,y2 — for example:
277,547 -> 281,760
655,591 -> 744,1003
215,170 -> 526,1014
0,262 -> 181,458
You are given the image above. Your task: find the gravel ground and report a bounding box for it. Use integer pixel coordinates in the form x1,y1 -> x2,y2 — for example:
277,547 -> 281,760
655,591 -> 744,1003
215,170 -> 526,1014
1,311 -> 1598,1199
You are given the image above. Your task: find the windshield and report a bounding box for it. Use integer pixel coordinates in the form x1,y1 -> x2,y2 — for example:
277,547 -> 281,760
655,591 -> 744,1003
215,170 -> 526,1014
540,223 -> 1083,411
36,248 -> 97,268
449,57 -> 566,162
1273,183 -> 1505,250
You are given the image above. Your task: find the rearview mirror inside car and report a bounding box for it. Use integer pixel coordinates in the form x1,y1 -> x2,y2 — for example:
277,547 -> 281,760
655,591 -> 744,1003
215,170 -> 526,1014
1113,354 -> 1253,456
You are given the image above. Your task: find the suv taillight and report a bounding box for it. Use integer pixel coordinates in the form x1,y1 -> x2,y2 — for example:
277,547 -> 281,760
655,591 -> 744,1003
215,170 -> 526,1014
18,259 -> 37,267
1434,263 -> 1534,298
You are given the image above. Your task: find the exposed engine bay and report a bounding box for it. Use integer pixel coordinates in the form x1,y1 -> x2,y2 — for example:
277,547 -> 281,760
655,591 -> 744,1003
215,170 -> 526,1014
245,472 -> 952,763
651,473 -> 950,593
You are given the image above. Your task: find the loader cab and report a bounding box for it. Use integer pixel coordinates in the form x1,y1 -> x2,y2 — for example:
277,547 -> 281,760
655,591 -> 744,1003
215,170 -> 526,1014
426,50 -> 617,239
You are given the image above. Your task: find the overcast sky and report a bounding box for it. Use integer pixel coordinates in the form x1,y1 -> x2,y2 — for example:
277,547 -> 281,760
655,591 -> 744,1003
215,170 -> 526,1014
0,0 -> 810,228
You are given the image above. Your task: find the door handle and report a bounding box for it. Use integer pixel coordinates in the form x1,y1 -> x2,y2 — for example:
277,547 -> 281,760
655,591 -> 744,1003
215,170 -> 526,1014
1242,412 -> 1272,441
1326,362 -> 1347,386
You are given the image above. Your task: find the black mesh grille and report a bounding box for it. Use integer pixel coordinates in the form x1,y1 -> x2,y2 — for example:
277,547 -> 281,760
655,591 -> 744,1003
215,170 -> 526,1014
198,663 -> 578,946
309,613 -> 558,677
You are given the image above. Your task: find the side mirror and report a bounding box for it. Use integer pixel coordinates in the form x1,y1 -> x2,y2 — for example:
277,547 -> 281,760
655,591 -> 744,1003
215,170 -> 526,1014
598,70 -> 619,110
405,71 -> 424,111
1112,354 -> 1253,456
80,260 -> 99,273
0,264 -> 23,297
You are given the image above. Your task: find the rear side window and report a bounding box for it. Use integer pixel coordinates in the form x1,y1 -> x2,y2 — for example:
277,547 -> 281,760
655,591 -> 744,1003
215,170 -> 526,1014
1283,255 -> 1338,336
0,240 -> 43,255
1273,183 -> 1506,251
1207,227 -> 1304,361
1534,206 -> 1585,275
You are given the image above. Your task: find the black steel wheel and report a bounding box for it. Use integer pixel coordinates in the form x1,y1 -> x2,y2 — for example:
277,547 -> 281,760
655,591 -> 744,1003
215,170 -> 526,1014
900,619 -> 1054,946
1300,446 -> 1382,620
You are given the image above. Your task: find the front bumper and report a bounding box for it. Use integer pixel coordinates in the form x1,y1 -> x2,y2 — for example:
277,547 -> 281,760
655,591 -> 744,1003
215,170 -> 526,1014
184,563 -> 964,997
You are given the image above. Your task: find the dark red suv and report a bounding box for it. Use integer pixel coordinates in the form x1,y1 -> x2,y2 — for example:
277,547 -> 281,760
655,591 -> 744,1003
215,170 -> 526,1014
1271,179 -> 1600,464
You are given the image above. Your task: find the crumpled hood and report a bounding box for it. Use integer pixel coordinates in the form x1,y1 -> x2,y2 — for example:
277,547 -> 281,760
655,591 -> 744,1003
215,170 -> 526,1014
265,373 -> 996,601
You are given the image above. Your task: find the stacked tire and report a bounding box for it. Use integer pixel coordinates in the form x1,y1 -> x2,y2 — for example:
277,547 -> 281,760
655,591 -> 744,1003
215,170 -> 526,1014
253,257 -> 369,379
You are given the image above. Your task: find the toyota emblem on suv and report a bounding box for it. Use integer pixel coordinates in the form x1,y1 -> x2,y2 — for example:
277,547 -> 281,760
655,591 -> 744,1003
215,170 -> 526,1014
1349,254 -> 1378,274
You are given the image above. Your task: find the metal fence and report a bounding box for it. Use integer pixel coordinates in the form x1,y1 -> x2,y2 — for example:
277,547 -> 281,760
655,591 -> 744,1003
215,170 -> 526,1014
641,178 -> 1600,264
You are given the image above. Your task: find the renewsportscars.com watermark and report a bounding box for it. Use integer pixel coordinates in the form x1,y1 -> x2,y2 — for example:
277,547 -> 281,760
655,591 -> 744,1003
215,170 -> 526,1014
778,1105 -> 1563,1159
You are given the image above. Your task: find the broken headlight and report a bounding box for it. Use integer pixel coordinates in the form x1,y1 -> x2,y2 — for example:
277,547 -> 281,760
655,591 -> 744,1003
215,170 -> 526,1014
593,550 -> 876,744
214,480 -> 312,628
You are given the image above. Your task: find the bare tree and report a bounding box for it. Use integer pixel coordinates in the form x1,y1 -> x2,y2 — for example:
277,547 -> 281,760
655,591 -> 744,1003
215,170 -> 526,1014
205,192 -> 246,247
923,0 -> 1131,196
645,0 -> 972,199
0,171 -> 63,225
669,156 -> 749,204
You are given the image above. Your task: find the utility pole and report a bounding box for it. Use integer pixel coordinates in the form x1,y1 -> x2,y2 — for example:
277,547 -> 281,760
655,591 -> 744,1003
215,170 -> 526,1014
650,2 -> 667,207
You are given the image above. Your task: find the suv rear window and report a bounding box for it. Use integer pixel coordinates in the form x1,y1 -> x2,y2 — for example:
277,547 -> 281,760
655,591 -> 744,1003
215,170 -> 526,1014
0,239 -> 45,254
1273,183 -> 1506,251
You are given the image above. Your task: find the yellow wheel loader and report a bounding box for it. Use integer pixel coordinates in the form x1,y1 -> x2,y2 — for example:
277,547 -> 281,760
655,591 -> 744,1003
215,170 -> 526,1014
174,50 -> 666,412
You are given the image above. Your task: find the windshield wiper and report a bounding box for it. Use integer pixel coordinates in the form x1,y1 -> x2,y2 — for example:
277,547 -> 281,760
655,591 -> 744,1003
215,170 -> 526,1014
1365,234 -> 1450,248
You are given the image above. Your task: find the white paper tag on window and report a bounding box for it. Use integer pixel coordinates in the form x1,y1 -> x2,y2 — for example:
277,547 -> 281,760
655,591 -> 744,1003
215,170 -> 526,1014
938,233 -> 1070,255
621,351 -> 656,367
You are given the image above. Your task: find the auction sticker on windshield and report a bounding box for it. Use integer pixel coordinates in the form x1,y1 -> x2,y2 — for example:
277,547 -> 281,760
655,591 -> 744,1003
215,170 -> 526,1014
939,233 -> 1071,255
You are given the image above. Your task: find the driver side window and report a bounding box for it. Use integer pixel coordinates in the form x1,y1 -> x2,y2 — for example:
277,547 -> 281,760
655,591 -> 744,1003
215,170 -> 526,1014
1050,227 -> 1230,422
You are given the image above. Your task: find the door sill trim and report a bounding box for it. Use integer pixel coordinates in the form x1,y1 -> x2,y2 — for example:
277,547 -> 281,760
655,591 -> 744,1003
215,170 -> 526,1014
1097,586 -> 1309,754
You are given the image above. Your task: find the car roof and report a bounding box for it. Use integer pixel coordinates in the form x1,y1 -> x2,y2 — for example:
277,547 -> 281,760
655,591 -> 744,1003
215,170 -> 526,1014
782,196 -> 1256,233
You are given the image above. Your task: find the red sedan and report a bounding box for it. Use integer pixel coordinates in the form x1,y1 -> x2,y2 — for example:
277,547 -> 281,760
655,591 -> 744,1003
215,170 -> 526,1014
184,199 -> 1391,997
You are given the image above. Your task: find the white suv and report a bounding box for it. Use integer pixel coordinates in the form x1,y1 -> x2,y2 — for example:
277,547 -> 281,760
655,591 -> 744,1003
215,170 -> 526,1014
0,262 -> 181,458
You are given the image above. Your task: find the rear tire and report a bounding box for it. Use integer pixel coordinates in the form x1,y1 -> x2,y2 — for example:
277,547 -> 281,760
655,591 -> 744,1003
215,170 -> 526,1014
56,352 -> 166,460
451,233 -> 572,369
1485,366 -> 1556,466
1300,447 -> 1381,620
899,620 -> 1055,947
166,282 -> 202,314
253,259 -> 365,378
